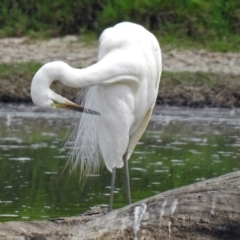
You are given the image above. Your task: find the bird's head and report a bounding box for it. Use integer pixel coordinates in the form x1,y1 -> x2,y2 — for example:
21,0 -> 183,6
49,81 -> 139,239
30,63 -> 100,115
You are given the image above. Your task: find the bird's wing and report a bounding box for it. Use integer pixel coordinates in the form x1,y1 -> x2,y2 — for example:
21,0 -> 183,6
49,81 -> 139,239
127,108 -> 153,159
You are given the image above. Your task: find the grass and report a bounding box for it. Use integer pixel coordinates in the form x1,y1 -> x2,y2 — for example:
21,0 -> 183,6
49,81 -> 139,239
0,62 -> 42,79
158,34 -> 240,52
0,0 -> 240,52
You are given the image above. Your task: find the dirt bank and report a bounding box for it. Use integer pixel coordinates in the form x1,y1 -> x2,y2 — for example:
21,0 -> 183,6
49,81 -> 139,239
1,37 -> 240,107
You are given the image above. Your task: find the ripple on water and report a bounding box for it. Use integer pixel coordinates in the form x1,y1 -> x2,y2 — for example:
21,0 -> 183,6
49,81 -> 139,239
54,155 -> 67,159
9,157 -> 32,161
152,182 -> 161,185
171,141 -> 187,145
171,159 -> 185,166
149,161 -> 163,166
130,167 -> 147,172
0,201 -> 12,204
0,137 -> 22,143
154,169 -> 169,173
132,178 -> 140,180
188,150 -> 201,154
0,214 -> 19,218
0,145 -> 28,149
218,151 -> 233,156
30,143 -> 48,148
41,132 -> 57,137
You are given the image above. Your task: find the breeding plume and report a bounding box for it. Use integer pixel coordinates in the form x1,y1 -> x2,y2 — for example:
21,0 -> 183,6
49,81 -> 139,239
31,22 -> 162,211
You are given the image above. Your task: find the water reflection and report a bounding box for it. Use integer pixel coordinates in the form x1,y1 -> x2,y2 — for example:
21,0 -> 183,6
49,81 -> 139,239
0,104 -> 240,222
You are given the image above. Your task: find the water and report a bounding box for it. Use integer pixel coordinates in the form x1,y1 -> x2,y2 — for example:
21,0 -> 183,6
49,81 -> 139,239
1,104 -> 240,222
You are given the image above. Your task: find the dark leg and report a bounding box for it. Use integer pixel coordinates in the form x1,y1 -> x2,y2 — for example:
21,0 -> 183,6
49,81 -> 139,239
123,152 -> 131,205
108,167 -> 116,212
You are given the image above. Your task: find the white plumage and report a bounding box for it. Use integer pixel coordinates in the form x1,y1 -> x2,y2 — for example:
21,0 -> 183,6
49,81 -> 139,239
31,22 -> 162,208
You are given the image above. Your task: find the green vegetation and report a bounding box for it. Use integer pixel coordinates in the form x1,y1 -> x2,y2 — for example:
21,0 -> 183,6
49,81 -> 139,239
0,0 -> 240,51
0,62 -> 41,80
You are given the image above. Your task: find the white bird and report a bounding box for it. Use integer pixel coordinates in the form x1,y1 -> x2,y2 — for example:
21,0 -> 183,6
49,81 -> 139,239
31,22 -> 162,211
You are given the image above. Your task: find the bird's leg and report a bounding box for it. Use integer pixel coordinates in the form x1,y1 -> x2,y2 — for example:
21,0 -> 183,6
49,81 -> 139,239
108,167 -> 116,212
123,151 -> 131,205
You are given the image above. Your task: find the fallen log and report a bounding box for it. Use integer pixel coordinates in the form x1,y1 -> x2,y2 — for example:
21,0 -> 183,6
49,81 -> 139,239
1,171 -> 240,240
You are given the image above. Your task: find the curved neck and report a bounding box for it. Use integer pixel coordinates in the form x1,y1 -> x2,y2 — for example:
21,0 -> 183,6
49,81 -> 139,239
33,56 -> 137,90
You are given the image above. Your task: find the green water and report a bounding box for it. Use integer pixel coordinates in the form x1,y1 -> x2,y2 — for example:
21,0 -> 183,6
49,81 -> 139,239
1,104 -> 240,222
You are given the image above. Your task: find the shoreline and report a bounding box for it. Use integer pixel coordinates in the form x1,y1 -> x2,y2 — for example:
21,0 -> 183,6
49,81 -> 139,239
1,71 -> 240,108
0,37 -> 240,108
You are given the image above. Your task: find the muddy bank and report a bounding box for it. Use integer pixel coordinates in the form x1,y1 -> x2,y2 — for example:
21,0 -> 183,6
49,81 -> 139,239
0,37 -> 240,107
158,72 -> 240,108
1,70 -> 240,108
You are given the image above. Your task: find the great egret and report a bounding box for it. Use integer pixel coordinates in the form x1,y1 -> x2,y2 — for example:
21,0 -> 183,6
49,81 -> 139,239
31,22 -> 162,211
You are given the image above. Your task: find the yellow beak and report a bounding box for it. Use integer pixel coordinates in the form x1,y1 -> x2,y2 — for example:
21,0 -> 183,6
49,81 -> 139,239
52,100 -> 100,115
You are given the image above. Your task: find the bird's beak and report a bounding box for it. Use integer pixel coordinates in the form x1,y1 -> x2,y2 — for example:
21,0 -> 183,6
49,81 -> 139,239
51,100 -> 100,115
